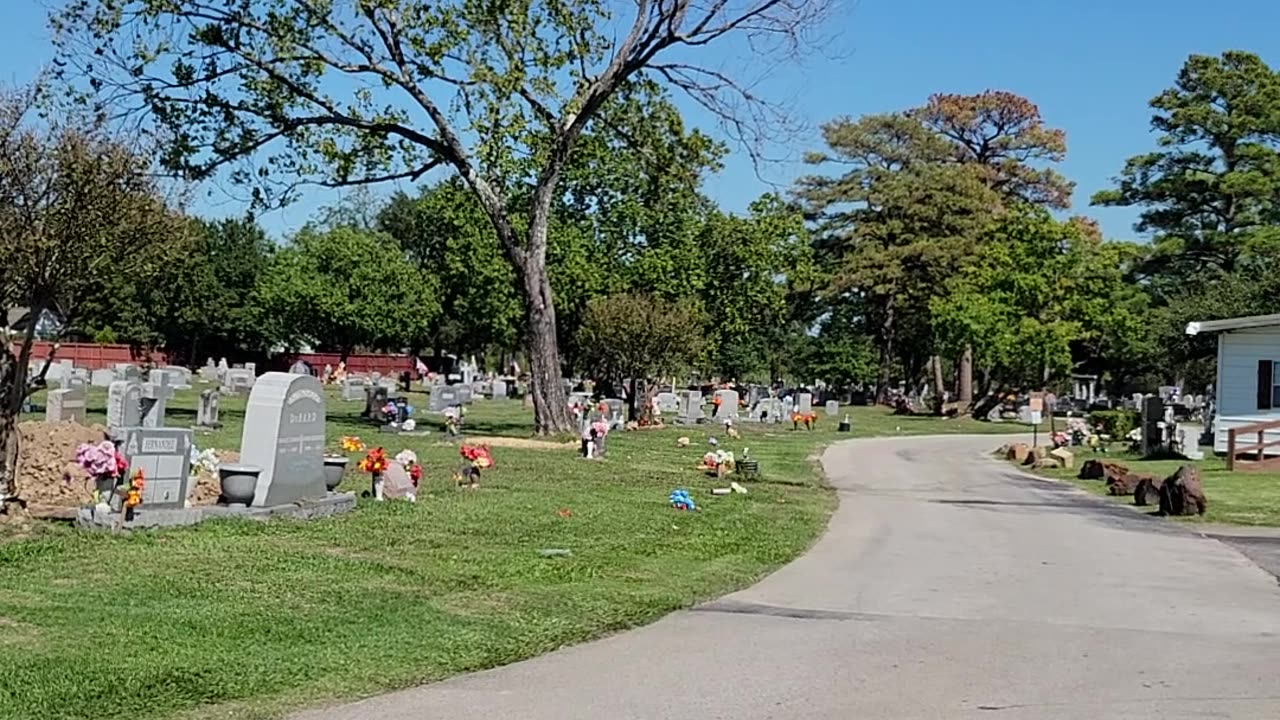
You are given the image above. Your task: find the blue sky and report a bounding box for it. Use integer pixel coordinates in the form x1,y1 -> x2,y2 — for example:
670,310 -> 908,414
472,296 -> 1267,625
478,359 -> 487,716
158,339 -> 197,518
3,0 -> 1276,241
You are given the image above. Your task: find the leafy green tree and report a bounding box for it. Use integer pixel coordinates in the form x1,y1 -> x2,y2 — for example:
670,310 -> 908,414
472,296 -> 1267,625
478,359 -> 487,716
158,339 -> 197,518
1092,51 -> 1280,281
54,0 -> 829,434
252,226 -> 439,358
916,90 -> 1072,404
798,113 -> 999,401
378,180 -> 522,359
0,86 -> 182,506
697,195 -> 813,381
77,216 -> 275,361
931,207 -> 1148,412
575,293 -> 704,419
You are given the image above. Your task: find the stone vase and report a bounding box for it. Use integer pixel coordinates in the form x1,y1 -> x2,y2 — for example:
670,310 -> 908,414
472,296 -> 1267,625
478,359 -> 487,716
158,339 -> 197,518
322,456 -> 349,491
218,464 -> 261,507
93,474 -> 117,504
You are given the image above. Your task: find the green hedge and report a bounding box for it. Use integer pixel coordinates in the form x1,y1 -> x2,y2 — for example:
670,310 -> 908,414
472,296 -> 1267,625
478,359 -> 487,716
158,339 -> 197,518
1090,409 -> 1137,439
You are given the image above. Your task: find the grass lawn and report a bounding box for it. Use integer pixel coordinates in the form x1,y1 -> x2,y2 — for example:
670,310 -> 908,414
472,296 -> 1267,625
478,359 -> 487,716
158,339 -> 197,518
1016,446 -> 1280,527
1,386 -> 1021,720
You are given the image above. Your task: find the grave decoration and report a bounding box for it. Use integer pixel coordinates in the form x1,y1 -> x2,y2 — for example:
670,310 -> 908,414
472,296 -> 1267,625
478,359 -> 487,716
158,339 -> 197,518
75,440 -> 128,508
455,444 -> 492,488
701,448 -> 736,477
581,416 -> 609,459
669,488 -> 697,511
444,405 -> 465,438
389,449 -> 423,503
357,446 -> 389,500
791,411 -> 817,431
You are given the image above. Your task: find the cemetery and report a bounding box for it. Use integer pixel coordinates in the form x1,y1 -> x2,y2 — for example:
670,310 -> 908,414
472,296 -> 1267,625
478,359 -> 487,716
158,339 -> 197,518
1,1 -> 1279,713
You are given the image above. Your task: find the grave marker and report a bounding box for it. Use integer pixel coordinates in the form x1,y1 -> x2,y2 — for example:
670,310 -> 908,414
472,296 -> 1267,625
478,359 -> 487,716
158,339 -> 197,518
429,385 -> 461,412
119,427 -> 193,509
342,376 -> 367,402
140,373 -> 175,428
197,389 -> 221,428
90,368 -> 115,387
239,372 -> 327,507
797,393 -> 813,415
107,380 -> 143,435
603,398 -> 626,429
824,400 -> 839,417
492,379 -> 508,399
714,389 -> 740,421
675,390 -> 705,424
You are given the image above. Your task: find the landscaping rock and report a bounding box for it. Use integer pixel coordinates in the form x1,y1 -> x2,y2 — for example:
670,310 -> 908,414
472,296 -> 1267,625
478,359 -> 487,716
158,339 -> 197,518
1004,443 -> 1031,463
1049,448 -> 1075,470
1032,454 -> 1064,470
1079,459 -> 1128,480
1106,471 -> 1156,497
1158,465 -> 1207,516
1133,476 -> 1164,507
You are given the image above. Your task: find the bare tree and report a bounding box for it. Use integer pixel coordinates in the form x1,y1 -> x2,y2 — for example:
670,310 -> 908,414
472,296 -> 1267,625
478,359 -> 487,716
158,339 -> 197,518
51,0 -> 831,434
0,85 -> 184,509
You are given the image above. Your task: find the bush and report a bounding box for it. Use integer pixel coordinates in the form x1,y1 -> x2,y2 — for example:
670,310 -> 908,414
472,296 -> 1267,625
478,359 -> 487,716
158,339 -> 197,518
1090,409 -> 1137,439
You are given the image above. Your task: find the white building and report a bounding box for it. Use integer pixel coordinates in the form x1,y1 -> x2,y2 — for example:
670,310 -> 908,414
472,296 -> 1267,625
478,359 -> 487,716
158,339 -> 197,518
1186,313 -> 1280,455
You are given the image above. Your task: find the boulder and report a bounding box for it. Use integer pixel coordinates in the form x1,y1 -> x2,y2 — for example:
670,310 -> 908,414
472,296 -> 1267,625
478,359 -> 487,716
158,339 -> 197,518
1004,443 -> 1031,463
1079,459 -> 1128,480
1133,476 -> 1164,507
1048,448 -> 1075,470
1158,465 -> 1207,516
1032,455 -> 1064,470
1106,471 -> 1156,497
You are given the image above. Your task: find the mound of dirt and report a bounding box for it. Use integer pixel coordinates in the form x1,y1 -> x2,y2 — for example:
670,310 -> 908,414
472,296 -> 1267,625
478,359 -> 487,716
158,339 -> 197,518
189,450 -> 239,506
14,421 -> 111,508
14,421 -> 236,508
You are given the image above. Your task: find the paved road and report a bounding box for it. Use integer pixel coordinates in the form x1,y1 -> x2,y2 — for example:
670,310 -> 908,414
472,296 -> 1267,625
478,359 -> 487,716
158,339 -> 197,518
295,435 -> 1280,720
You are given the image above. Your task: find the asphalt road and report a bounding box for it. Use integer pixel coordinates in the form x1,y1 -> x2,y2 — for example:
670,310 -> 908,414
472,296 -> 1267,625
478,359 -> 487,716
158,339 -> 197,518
294,435 -> 1280,720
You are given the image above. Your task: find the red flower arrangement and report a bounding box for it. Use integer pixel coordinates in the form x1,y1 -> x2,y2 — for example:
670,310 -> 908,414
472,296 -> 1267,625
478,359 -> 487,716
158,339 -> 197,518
357,447 -> 388,475
791,412 -> 817,431
460,444 -> 493,469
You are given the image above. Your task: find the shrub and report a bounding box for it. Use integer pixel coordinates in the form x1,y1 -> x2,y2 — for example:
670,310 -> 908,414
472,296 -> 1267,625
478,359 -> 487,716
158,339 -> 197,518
1090,409 -> 1137,439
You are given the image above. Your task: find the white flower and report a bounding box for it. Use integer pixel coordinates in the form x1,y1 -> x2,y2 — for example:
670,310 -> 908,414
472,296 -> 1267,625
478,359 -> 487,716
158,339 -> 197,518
395,449 -> 419,466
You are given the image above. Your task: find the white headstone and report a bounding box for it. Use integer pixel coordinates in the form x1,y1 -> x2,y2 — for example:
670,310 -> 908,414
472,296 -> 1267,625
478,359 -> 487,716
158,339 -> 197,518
239,372 -> 327,507
714,389 -> 739,421
797,393 -> 813,415
90,369 -> 115,388
656,392 -> 680,413
676,390 -> 704,424
492,380 -> 508,399
197,389 -> 221,427
824,400 -> 839,417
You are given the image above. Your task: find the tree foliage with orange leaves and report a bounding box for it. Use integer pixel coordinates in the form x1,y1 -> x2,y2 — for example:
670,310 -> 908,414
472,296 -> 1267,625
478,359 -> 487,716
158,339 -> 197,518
916,91 -> 1074,209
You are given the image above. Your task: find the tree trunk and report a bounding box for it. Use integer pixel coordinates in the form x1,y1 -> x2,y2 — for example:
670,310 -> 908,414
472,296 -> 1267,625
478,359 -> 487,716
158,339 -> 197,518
876,295 -> 896,405
0,350 -> 19,504
517,253 -> 574,435
959,345 -> 974,405
930,355 -> 946,415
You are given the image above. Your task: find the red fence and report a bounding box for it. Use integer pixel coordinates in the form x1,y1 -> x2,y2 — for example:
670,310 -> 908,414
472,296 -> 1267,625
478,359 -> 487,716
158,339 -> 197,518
10,342 -> 413,376
280,352 -> 414,376
12,342 -> 169,369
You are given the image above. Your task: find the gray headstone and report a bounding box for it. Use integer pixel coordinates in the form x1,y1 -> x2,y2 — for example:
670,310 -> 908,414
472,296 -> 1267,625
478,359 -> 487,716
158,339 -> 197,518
114,363 -> 141,381
824,400 -> 839,417
492,380 -> 508,399
197,389 -> 221,427
568,391 -> 591,408
342,377 -> 367,402
197,366 -> 219,383
289,360 -> 310,375
46,389 -> 72,423
140,373 -> 176,428
456,385 -> 474,405
239,372 -> 327,507
656,392 -> 680,413
797,393 -> 813,415
430,385 -> 461,412
244,362 -> 257,375
603,398 -> 625,429
714,389 -> 740,421
158,365 -> 192,389
119,426 -> 193,509
676,390 -> 704,424
749,397 -> 784,423
107,380 -> 144,434
223,368 -> 255,395
46,359 -> 74,385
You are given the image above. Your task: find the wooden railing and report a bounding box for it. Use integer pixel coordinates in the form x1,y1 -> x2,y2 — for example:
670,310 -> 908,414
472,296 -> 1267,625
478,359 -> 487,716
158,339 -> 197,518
1226,419 -> 1280,471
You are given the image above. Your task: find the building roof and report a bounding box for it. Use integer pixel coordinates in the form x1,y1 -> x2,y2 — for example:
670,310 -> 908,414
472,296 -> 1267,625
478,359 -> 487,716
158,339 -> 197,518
1185,313 -> 1280,335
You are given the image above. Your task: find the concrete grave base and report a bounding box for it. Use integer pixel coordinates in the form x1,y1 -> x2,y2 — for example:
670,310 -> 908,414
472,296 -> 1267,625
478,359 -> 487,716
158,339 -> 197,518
76,492 -> 357,530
